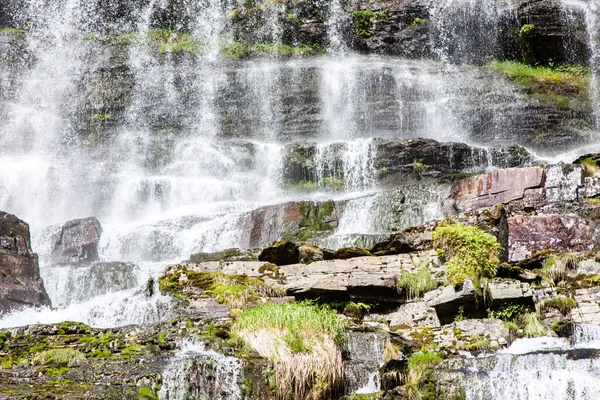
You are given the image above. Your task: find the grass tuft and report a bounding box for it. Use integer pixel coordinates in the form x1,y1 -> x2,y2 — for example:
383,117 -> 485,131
397,267 -> 437,301
32,349 -> 85,367
232,301 -> 345,399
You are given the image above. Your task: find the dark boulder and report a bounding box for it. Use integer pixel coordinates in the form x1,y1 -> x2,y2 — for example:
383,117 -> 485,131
258,241 -> 300,266
0,211 -> 51,314
49,217 -> 103,265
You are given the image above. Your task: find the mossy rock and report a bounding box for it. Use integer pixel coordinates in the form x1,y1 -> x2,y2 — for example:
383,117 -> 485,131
258,241 -> 300,266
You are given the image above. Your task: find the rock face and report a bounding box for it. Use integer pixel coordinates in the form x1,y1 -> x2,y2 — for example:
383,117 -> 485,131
344,331 -> 389,392
508,215 -> 599,261
0,211 -> 51,314
49,217 -> 103,265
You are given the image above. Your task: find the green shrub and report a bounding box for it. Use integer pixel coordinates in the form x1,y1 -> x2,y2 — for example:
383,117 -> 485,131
522,313 -> 547,337
138,386 -> 158,400
488,304 -> 531,321
432,224 -> 501,288
353,9 -> 389,37
397,267 -> 437,300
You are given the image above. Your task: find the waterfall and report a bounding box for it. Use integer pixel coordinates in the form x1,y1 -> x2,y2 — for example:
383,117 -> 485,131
159,339 -> 243,400
326,0 -> 351,54
585,0 -> 600,129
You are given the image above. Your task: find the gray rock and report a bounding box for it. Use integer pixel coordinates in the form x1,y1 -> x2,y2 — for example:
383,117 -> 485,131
388,302 -> 441,329
570,302 -> 600,325
453,319 -> 509,344
344,331 -> 389,393
49,217 -> 103,265
424,279 -> 477,322
486,278 -> 533,307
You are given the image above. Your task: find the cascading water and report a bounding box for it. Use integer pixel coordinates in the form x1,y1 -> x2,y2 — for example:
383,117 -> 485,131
456,324 -> 600,400
159,339 -> 243,400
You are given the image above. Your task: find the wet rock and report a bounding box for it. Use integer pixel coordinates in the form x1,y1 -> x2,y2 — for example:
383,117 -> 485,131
258,241 -> 300,266
43,261 -> 139,308
344,330 -> 389,393
0,211 -> 51,314
451,166 -> 544,212
246,200 -> 338,247
424,279 -> 477,322
574,287 -> 600,304
486,278 -> 533,308
517,0 -> 590,65
388,302 -> 441,329
49,216 -> 103,265
508,214 -> 599,262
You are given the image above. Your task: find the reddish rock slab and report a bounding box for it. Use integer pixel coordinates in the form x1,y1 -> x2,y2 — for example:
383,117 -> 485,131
451,166 -> 544,212
508,214 -> 599,262
0,211 -> 51,314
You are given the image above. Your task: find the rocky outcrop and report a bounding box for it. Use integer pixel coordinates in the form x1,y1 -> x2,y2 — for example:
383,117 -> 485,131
0,211 -> 50,314
424,279 -> 477,323
49,217 -> 103,265
486,278 -> 534,307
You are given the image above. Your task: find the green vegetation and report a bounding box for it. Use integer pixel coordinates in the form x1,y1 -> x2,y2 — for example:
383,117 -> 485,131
541,296 -> 577,315
488,304 -> 531,321
232,301 -> 345,399
298,200 -> 336,241
221,42 -> 322,59
397,267 -> 437,300
148,29 -> 201,55
539,254 -> 576,286
0,28 -> 27,34
577,157 -> 599,176
519,24 -> 535,64
413,159 -> 429,180
432,224 -> 501,289
405,351 -> 443,400
32,349 -> 86,367
159,269 -> 283,307
138,385 -> 158,400
522,312 -> 547,337
459,334 -> 493,351
46,367 -> 69,376
410,17 -> 429,27
485,60 -> 590,105
353,9 -> 389,38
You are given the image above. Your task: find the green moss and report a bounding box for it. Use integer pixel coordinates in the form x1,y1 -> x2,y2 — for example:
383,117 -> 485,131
159,269 -> 283,307
542,296 -> 577,315
433,224 -> 501,289
0,28 -> 27,34
221,42 -> 322,59
459,335 -> 493,351
353,9 -> 389,38
148,29 -> 201,55
397,267 -> 437,300
32,349 -> 86,367
46,367 -> 69,376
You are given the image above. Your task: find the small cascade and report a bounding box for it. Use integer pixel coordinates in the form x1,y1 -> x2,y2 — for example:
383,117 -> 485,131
159,339 -> 243,400
326,0 -> 351,54
347,331 -> 386,395
456,324 -> 600,400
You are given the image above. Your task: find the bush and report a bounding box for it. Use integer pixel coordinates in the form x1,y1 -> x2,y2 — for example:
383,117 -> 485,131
405,351 -> 443,400
542,296 -> 578,315
488,304 -> 531,321
432,224 -> 501,288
